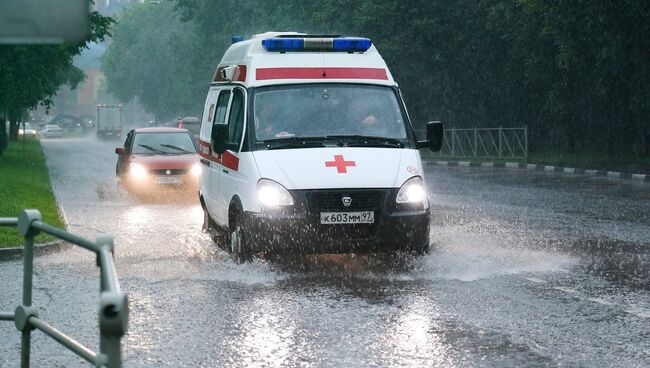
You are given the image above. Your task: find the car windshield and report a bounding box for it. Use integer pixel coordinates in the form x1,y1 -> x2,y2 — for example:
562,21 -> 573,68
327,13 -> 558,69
251,84 -> 409,145
131,132 -> 196,154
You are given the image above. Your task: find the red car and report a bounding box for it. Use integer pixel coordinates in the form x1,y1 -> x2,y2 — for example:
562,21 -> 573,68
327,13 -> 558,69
115,127 -> 200,193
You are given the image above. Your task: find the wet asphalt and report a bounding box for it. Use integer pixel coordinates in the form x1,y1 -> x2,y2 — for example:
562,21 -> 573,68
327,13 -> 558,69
1,136 -> 649,367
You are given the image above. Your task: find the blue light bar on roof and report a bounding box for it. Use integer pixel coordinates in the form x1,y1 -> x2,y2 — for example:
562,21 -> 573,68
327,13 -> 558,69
332,38 -> 372,52
261,37 -> 372,52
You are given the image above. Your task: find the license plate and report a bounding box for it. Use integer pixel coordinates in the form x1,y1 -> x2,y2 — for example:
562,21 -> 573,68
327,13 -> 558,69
154,175 -> 182,184
320,211 -> 374,224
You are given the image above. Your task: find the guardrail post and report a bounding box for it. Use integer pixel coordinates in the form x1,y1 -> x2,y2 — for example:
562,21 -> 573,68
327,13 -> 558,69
498,126 -> 503,158
524,125 -> 528,158
95,234 -> 127,368
451,128 -> 456,157
473,127 -> 478,157
16,209 -> 42,368
98,293 -> 128,368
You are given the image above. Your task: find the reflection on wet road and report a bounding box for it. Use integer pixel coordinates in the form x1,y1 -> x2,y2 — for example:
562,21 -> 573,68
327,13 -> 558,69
1,137 -> 649,367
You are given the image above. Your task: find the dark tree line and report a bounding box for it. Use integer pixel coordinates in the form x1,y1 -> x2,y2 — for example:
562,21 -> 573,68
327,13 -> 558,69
105,0 -> 650,157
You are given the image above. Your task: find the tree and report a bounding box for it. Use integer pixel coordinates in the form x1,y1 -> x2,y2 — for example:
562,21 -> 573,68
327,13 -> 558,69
0,9 -> 113,150
521,0 -> 650,155
107,0 -> 649,159
102,1 -> 211,121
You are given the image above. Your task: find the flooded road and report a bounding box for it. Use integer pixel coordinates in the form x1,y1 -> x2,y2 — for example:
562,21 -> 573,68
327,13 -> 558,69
1,137 -> 649,367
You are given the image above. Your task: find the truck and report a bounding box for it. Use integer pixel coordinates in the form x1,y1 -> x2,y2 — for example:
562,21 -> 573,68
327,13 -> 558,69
96,104 -> 122,138
198,32 -> 443,260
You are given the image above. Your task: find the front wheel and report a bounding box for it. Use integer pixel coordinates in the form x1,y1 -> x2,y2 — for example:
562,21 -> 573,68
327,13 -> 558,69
229,210 -> 254,263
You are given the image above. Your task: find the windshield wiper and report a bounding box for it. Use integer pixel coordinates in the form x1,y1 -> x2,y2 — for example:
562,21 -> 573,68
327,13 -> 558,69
138,144 -> 168,154
326,135 -> 405,148
160,144 -> 193,154
264,136 -> 333,150
266,140 -> 326,150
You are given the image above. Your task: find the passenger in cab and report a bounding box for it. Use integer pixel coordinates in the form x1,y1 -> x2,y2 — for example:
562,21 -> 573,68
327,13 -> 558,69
254,100 -> 278,140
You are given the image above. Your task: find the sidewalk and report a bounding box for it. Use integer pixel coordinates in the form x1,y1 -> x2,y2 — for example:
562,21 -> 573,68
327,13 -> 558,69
423,159 -> 649,181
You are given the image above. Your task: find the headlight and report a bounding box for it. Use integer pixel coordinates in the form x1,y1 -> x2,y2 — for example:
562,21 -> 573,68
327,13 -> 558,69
129,162 -> 147,178
396,176 -> 427,205
258,179 -> 294,207
191,163 -> 201,176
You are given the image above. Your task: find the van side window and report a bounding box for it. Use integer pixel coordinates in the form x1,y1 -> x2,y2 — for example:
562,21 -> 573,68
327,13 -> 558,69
227,89 -> 245,146
214,90 -> 231,125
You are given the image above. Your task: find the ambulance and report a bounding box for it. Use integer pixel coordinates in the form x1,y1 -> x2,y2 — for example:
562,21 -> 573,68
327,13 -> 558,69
198,32 -> 443,260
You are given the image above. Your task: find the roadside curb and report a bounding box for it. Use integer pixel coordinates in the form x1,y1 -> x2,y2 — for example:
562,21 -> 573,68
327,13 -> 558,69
0,239 -> 71,262
423,160 -> 649,182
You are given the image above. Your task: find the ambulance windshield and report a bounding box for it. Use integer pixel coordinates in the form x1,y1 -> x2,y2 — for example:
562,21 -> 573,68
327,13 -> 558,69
252,84 -> 409,147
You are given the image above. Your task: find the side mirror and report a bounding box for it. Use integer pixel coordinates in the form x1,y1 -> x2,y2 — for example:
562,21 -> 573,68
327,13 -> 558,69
211,124 -> 229,154
115,147 -> 125,155
416,121 -> 444,152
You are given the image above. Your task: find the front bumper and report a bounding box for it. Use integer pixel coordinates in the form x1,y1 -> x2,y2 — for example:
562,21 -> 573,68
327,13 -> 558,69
243,188 -> 430,254
121,174 -> 198,194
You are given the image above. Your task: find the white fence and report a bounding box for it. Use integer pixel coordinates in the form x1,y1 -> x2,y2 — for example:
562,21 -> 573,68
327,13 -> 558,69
429,127 -> 528,159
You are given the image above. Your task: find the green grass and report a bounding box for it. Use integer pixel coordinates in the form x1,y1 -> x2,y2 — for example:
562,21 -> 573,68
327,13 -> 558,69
0,137 -> 64,248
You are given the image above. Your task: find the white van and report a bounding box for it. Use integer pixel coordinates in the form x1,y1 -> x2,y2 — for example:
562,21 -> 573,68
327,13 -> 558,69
198,32 -> 443,260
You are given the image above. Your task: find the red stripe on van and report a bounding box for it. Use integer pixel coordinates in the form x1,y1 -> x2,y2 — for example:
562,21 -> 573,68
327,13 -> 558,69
255,67 -> 388,80
198,140 -> 240,171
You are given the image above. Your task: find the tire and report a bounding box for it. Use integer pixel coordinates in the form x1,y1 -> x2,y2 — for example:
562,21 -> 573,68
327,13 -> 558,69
228,209 -> 254,263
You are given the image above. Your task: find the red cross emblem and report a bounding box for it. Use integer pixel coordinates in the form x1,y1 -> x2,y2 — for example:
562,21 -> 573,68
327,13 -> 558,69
325,154 -> 356,173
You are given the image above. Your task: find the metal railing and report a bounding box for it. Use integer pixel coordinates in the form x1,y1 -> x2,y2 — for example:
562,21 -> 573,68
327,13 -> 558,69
428,126 -> 528,159
0,209 -> 128,368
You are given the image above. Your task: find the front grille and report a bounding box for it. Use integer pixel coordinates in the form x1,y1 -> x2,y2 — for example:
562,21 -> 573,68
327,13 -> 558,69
150,169 -> 189,175
306,190 -> 385,211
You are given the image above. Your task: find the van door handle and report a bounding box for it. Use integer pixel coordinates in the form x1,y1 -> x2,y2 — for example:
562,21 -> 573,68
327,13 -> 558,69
222,169 -> 229,174
200,158 -> 210,166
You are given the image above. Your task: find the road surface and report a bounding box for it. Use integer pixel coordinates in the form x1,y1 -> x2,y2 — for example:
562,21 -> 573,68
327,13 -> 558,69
1,136 -> 649,367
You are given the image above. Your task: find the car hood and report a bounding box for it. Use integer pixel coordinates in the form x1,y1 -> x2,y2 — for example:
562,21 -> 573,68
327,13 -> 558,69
252,147 -> 423,189
131,154 -> 198,170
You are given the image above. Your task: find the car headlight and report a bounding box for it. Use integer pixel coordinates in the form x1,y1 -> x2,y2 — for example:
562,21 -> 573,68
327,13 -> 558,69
129,162 -> 147,178
258,179 -> 294,207
396,176 -> 427,205
191,163 -> 201,176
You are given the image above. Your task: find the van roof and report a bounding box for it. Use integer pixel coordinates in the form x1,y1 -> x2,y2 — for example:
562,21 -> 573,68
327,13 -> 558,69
176,116 -> 200,123
212,32 -> 396,88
